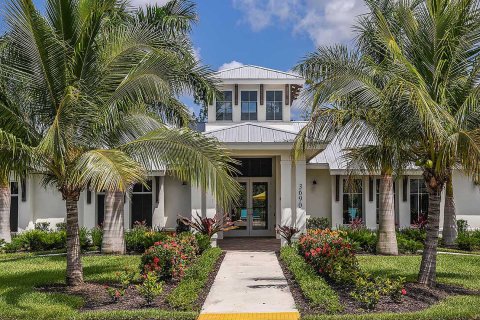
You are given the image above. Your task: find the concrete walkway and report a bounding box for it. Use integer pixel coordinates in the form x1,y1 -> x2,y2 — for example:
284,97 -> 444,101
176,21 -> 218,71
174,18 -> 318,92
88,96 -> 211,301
198,251 -> 299,320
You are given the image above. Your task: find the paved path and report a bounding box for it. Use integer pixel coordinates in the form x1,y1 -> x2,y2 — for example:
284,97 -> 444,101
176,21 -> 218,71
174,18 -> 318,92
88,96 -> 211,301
198,251 -> 299,320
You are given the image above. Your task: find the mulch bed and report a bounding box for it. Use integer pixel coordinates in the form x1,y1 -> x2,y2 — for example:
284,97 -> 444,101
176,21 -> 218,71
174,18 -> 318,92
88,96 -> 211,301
277,252 -> 480,316
36,251 -> 226,312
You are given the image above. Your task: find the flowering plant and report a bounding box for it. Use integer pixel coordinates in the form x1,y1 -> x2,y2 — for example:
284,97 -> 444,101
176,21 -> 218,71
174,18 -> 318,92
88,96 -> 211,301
276,225 -> 300,245
140,233 -> 198,280
178,212 -> 237,239
136,272 -> 163,305
298,229 -> 359,284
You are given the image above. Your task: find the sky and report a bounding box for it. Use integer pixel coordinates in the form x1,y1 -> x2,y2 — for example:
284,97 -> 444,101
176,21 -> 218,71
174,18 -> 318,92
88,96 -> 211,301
4,0 -> 368,118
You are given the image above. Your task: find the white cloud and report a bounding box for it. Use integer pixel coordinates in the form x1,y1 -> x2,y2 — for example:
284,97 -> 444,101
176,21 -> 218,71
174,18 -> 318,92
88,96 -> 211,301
218,60 -> 244,71
129,0 -> 170,8
232,0 -> 368,46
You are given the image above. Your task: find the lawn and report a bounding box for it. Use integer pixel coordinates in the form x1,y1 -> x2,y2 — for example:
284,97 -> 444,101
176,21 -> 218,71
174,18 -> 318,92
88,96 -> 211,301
0,253 -> 197,320
304,254 -> 480,320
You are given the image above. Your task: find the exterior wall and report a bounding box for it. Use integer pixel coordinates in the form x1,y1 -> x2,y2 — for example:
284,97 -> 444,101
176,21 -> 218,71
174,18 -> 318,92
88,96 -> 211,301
453,171 -> 480,229
306,169 -> 331,220
208,83 -> 291,123
164,176 -> 191,229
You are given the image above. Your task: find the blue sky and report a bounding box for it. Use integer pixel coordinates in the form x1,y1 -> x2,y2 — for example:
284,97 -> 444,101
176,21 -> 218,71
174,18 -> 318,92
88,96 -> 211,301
6,0 -> 367,118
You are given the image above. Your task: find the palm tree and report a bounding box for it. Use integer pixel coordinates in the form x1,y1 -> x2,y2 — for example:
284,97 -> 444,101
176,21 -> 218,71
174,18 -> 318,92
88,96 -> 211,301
0,0 -> 238,286
296,0 -> 480,286
442,170 -> 457,246
98,0 -> 233,255
293,0 -> 416,255
371,0 -> 480,287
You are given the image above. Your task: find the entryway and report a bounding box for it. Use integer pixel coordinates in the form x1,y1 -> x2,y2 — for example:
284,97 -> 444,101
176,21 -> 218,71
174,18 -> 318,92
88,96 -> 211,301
218,237 -> 280,251
227,177 -> 275,237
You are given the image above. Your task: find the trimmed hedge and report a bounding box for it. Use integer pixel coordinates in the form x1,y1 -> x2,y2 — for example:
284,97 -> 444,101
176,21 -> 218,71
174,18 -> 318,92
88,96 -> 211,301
166,247 -> 222,311
280,246 -> 342,314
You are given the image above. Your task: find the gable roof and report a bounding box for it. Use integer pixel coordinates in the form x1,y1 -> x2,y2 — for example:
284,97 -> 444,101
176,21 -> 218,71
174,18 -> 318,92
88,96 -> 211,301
204,122 -> 299,143
216,65 -> 303,81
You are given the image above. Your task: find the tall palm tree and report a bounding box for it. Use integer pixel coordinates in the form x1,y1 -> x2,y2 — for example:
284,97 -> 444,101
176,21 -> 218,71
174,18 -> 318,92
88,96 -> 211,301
371,0 -> 480,287
442,170 -> 457,246
293,0 -> 417,255
0,0 -> 239,286
98,0 -> 209,255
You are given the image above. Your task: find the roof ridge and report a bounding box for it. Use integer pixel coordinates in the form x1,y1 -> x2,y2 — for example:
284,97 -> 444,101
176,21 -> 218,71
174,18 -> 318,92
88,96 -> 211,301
205,122 -> 298,135
216,64 -> 303,79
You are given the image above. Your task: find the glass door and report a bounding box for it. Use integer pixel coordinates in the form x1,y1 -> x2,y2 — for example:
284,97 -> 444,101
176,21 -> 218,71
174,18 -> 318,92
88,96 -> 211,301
227,178 -> 273,237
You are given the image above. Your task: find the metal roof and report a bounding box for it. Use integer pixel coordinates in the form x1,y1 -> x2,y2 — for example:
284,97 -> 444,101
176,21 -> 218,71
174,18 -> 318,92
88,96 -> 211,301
204,122 -> 299,143
216,65 -> 303,80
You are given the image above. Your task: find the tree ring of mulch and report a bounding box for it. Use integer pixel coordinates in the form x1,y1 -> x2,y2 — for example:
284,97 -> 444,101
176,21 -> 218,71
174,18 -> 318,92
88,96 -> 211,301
35,251 -> 226,312
276,252 -> 480,316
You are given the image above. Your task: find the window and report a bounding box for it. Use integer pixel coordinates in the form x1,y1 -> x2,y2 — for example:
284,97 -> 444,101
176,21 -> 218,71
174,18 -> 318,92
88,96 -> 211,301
410,178 -> 428,224
343,179 -> 363,224
266,91 -> 283,120
97,192 -> 105,226
233,158 -> 272,177
241,91 -> 257,120
375,179 -> 396,224
131,180 -> 153,227
216,91 -> 232,121
10,182 -> 18,232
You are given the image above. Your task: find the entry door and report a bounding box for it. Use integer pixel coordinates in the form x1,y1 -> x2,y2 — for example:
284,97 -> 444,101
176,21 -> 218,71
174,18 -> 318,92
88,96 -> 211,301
228,178 -> 274,237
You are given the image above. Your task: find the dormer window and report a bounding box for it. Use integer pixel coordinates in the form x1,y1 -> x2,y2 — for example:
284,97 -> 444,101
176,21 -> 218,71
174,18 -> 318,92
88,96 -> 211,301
216,91 -> 233,121
266,90 -> 283,120
241,91 -> 257,121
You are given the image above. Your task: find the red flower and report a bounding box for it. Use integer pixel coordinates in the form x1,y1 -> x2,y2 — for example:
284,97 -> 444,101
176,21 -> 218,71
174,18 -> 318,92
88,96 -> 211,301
153,257 -> 160,264
401,288 -> 407,295
115,290 -> 121,298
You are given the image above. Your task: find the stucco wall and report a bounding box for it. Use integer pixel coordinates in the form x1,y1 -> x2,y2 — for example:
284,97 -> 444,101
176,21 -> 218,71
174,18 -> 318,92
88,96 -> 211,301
453,171 -> 480,228
164,176 -> 191,229
31,175 -> 66,222
306,169 -> 331,221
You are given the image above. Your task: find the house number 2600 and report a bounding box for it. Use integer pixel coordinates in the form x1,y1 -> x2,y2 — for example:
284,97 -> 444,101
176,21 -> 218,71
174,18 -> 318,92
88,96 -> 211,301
298,183 -> 303,208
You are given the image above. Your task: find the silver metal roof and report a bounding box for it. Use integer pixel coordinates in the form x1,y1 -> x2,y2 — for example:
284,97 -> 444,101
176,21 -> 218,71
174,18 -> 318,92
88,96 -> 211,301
204,122 -> 299,143
216,65 -> 303,80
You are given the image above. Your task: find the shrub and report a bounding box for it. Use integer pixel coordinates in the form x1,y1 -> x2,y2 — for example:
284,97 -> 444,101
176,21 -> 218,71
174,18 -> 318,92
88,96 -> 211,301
194,233 -> 211,254
176,218 -> 191,234
178,212 -> 237,239
105,285 -> 125,302
90,226 -> 103,249
398,228 -> 426,243
298,229 -> 359,284
35,222 -> 50,231
276,225 -> 300,245
456,232 -> 480,251
457,220 -> 469,233
125,224 -> 168,253
136,272 -> 163,305
306,217 -> 330,230
166,247 -> 222,311
350,274 -> 382,310
79,227 -> 90,249
383,276 -> 407,303
280,246 -> 342,313
56,222 -> 66,231
140,234 -> 198,280
342,228 -> 377,253
397,236 -> 423,254
12,229 -> 66,251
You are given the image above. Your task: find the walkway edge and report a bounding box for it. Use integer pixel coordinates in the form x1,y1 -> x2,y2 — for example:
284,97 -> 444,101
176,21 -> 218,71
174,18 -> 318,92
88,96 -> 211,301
198,312 -> 300,320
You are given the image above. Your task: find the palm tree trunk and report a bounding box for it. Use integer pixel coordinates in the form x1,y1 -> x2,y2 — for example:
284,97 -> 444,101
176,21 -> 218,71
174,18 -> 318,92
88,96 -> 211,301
418,176 -> 442,287
0,181 -> 11,243
65,190 -> 83,286
442,170 -> 457,246
376,174 -> 398,255
101,191 -> 125,254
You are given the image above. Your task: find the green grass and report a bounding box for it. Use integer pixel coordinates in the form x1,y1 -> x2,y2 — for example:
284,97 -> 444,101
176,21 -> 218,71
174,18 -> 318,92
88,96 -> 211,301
0,253 -> 196,320
166,247 -> 223,311
305,254 -> 480,320
280,246 -> 343,314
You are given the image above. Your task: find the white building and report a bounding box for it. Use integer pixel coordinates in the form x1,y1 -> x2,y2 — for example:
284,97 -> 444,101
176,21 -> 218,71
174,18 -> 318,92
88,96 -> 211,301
8,65 -> 480,238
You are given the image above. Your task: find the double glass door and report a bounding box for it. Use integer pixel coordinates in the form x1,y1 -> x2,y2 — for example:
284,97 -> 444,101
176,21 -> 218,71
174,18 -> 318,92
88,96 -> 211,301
228,178 -> 273,236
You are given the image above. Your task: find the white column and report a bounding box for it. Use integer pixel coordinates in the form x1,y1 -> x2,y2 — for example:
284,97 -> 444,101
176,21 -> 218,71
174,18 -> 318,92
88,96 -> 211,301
280,158 -> 293,245
295,160 -> 307,234
191,184 -> 203,219
205,191 -> 218,245
398,177 -> 411,228
364,176 -> 377,230
124,193 -> 131,229
152,176 -> 165,228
